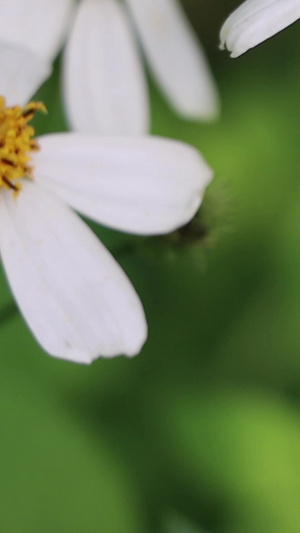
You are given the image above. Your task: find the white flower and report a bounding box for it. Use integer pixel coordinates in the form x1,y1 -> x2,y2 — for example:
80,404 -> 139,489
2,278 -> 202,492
0,97 -> 213,363
220,0 -> 300,58
0,0 -> 220,134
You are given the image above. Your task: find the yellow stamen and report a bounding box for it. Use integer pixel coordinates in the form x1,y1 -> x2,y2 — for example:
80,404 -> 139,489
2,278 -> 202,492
0,96 -> 46,195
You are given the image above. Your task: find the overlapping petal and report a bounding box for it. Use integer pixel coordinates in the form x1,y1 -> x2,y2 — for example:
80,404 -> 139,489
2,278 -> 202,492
0,0 -> 220,127
0,45 -> 51,106
0,181 -> 147,363
0,0 -> 74,104
124,0 -> 220,120
220,0 -> 300,57
33,134 -> 213,235
0,0 -> 73,61
63,0 -> 149,135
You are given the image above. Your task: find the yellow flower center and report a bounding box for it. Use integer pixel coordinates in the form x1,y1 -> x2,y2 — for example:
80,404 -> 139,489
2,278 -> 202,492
0,96 -> 46,194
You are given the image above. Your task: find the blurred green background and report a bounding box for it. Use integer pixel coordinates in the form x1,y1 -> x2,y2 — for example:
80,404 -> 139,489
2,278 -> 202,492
1,1 -> 300,531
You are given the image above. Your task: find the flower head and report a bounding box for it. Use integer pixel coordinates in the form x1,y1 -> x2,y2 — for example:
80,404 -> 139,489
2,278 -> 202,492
0,95 -> 213,363
220,0 -> 300,58
0,98 -> 45,192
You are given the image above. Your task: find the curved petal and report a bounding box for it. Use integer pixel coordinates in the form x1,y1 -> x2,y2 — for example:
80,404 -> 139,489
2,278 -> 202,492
220,0 -> 300,57
124,0 -> 220,120
0,44 -> 51,106
0,0 -> 74,62
34,133 -> 213,236
0,181 -> 147,363
63,0 -> 149,135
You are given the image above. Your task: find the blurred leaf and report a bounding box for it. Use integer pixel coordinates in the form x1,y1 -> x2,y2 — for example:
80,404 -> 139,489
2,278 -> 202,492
162,387 -> 300,532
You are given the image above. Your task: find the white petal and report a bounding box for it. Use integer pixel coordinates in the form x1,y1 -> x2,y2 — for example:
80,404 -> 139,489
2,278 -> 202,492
0,0 -> 74,62
0,181 -> 147,363
0,44 -> 51,106
220,0 -> 300,57
63,0 -> 149,135
124,0 -> 219,120
33,133 -> 213,236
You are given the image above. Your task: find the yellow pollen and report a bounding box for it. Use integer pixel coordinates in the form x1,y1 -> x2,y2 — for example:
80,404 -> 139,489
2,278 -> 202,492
0,96 -> 46,195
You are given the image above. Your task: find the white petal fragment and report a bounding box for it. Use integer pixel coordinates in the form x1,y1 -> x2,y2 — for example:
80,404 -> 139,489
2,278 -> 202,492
63,0 -> 149,135
34,133 -> 213,236
220,0 -> 300,58
124,0 -> 220,120
0,44 -> 51,106
0,0 -> 74,61
0,182 -> 147,363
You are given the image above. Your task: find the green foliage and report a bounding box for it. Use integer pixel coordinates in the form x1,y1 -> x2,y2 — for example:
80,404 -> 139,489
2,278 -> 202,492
162,387 -> 300,532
